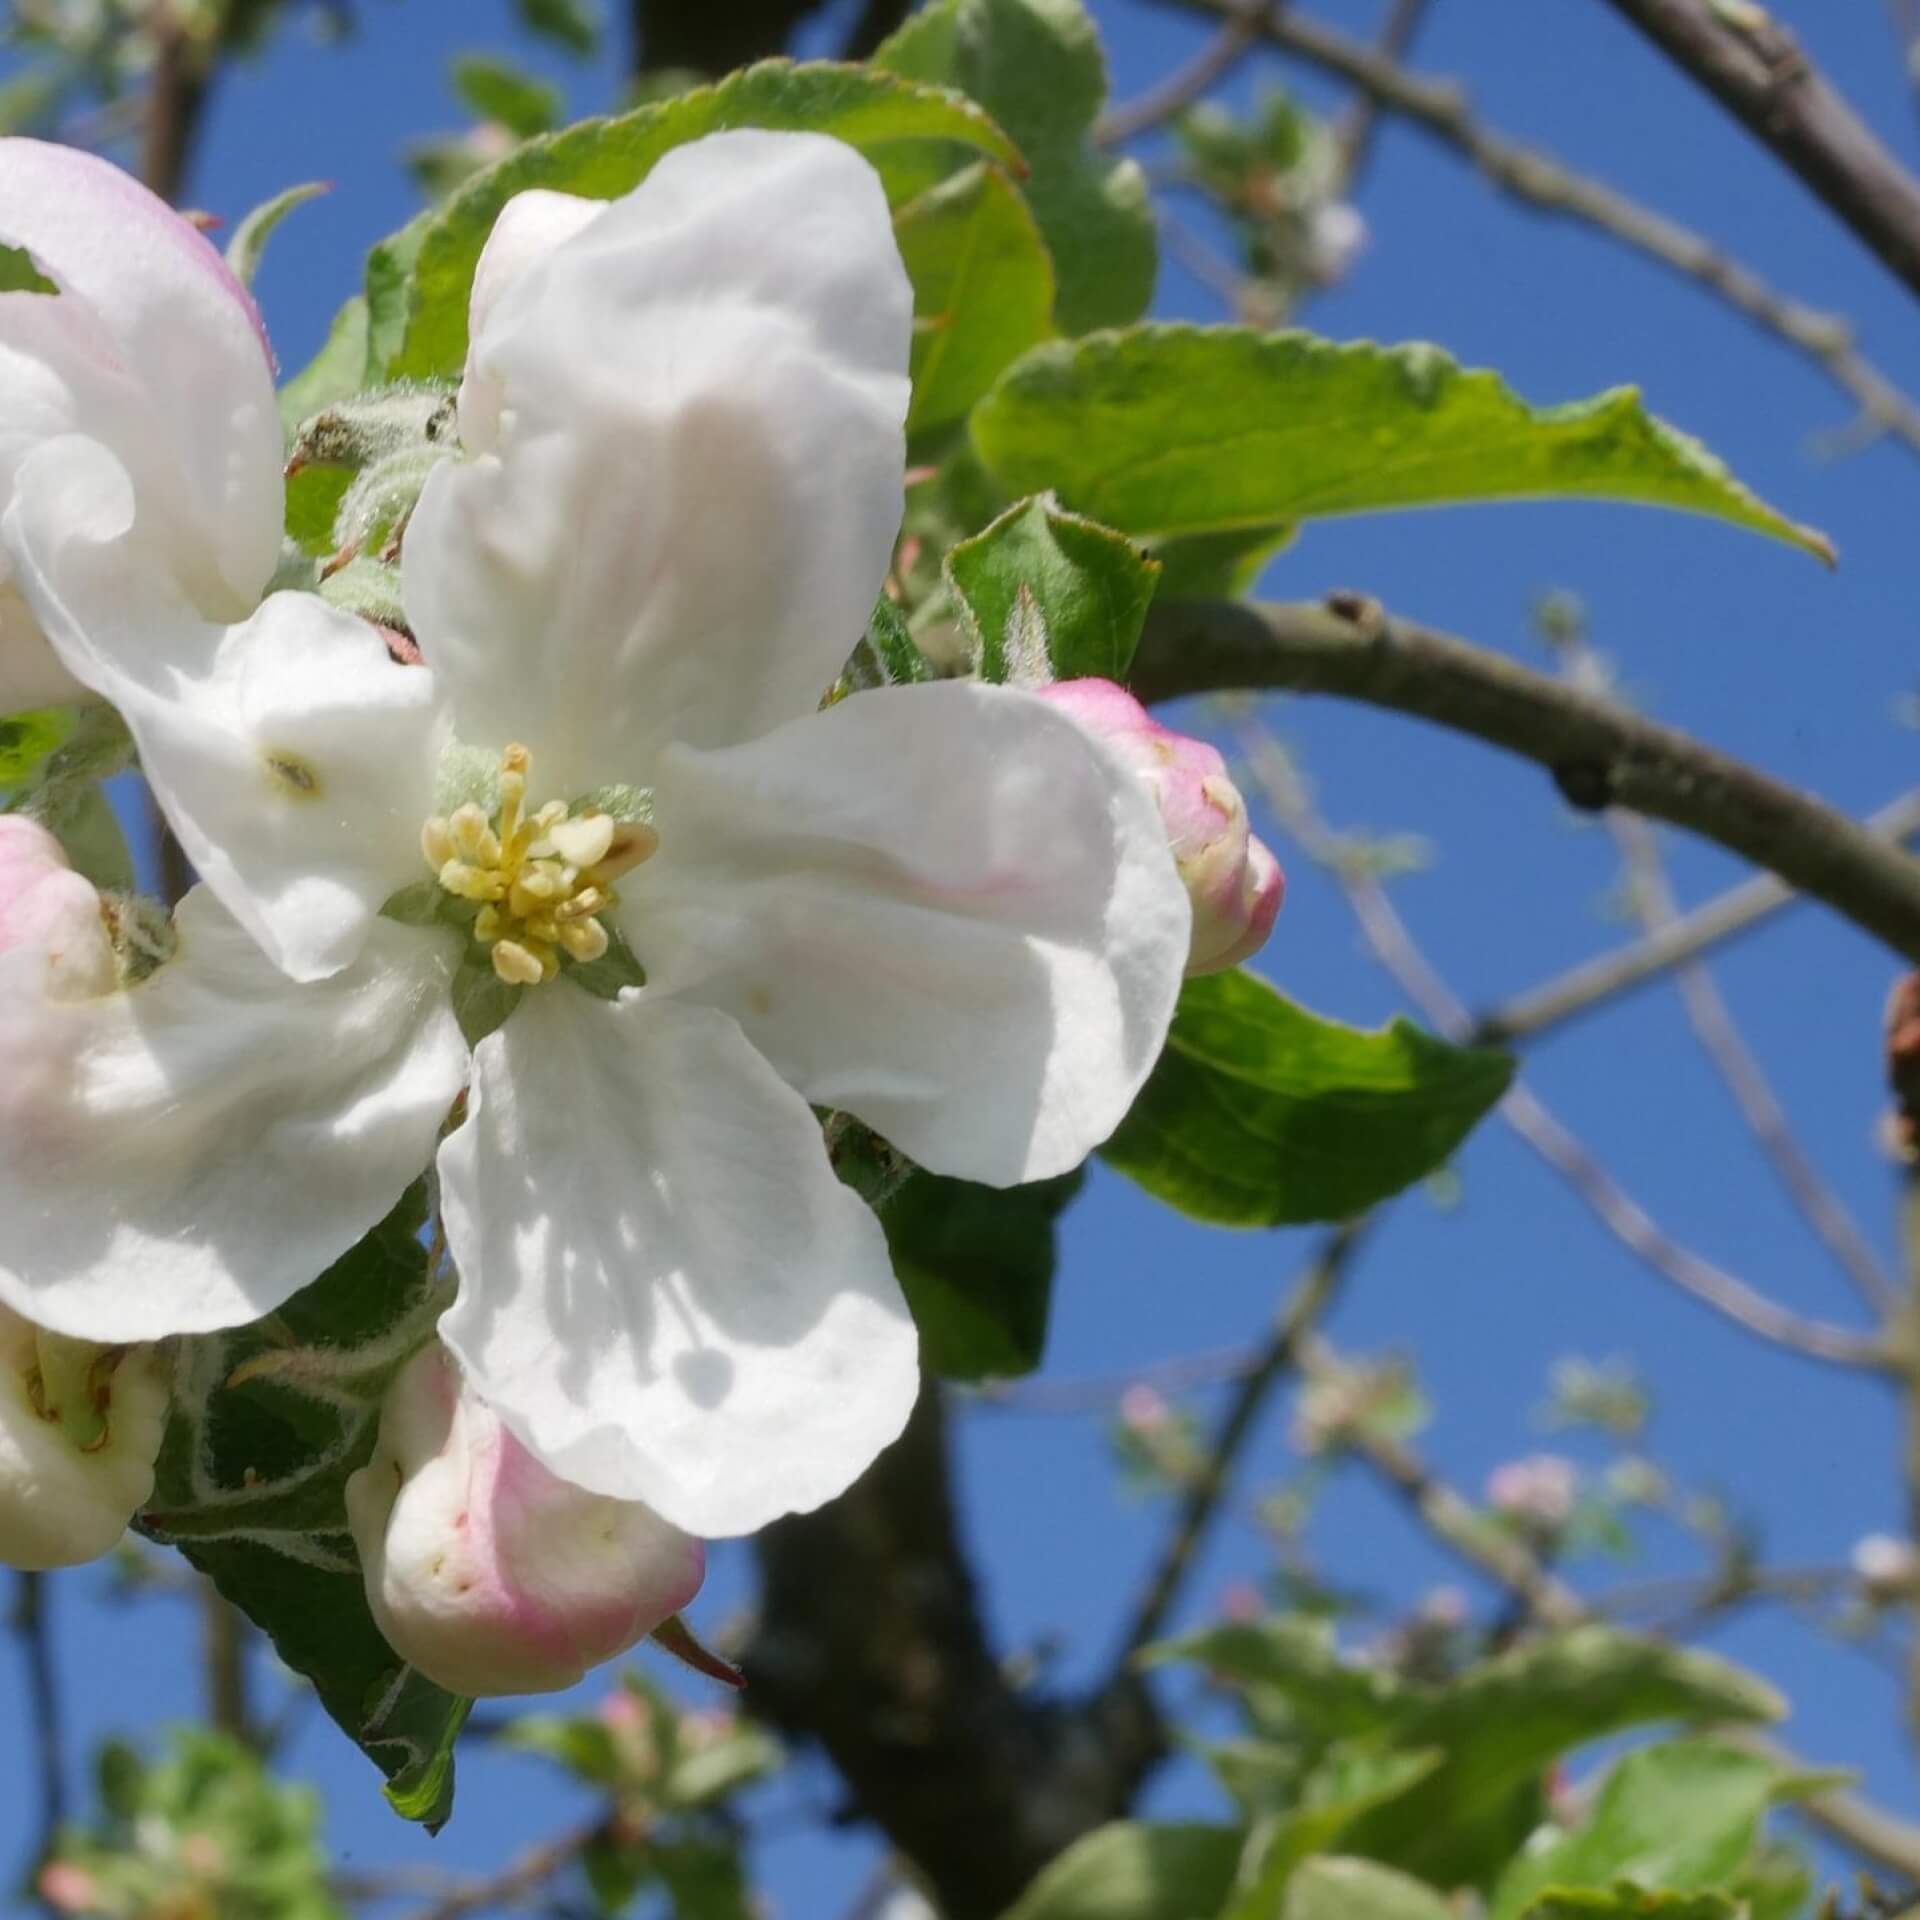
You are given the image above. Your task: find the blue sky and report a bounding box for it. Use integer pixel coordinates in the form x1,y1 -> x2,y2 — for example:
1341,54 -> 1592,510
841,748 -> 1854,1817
7,1 -> 1920,1911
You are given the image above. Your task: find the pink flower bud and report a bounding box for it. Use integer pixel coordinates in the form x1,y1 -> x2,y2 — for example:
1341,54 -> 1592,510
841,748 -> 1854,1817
1038,678 -> 1284,975
0,817 -> 115,1000
1485,1454 -> 1578,1532
0,1299 -> 167,1570
345,1344 -> 707,1698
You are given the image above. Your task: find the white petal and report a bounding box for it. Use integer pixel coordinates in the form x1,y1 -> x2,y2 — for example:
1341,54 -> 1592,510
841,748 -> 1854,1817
629,680 -> 1192,1186
466,189 -> 606,354
407,130 -> 911,795
437,989 -> 916,1538
5,436 -> 442,981
0,137 -> 281,622
0,889 -> 469,1343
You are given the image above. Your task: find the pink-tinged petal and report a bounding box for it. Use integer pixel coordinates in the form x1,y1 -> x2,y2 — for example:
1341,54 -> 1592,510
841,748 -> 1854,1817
1036,678 -> 1285,977
0,816 -> 114,1000
626,679 -> 1191,1187
0,138 -> 281,625
437,990 -> 915,1538
6,435 -> 444,982
346,1344 -> 705,1698
408,130 -> 911,795
0,1302 -> 168,1571
0,888 -> 469,1343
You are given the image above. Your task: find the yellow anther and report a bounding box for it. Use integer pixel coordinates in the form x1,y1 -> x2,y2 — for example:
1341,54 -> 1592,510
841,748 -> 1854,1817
440,859 -> 506,902
428,744 -> 644,989
554,885 -> 608,923
549,813 -> 616,869
420,817 -> 457,869
449,803 -> 502,867
558,916 -> 610,963
491,939 -> 546,987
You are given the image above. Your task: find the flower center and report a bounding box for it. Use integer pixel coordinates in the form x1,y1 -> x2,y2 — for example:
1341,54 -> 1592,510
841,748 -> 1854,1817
420,744 -> 656,988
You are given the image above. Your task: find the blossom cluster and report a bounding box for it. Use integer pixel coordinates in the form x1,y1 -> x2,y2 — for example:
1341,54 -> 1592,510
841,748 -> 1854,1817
0,132 -> 1279,1693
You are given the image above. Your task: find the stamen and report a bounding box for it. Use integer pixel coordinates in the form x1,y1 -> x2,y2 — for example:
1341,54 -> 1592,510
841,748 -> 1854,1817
423,744 -> 644,991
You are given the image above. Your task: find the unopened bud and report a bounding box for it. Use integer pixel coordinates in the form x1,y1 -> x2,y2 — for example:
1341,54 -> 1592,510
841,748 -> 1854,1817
1853,1531 -> 1919,1600
1038,678 -> 1283,975
0,818 -> 115,1000
345,1344 -> 706,1698
0,1300 -> 167,1570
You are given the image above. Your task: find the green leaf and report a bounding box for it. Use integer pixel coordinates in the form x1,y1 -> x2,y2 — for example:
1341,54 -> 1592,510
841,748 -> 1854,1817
877,0 -> 1155,334
143,1187 -> 472,1828
383,61 -> 1020,382
1282,1858 -> 1455,1920
225,181 -> 328,291
451,53 -> 562,138
885,1170 -> 1082,1380
0,705 -> 74,785
1144,1616 -> 1405,1740
945,492 -> 1159,683
972,329 -> 1833,562
848,594 -> 933,688
896,161 -> 1055,436
451,950 -> 523,1047
1101,971 -> 1514,1228
516,0 -> 601,55
277,296 -> 371,436
999,1822 -> 1243,1920
1490,1744 -> 1788,1920
562,920 -> 649,1000
0,239 -> 57,294
1521,1895 -> 1737,1920
1340,1630 -> 1786,1890
363,212 -> 433,382
1223,1752 -> 1442,1917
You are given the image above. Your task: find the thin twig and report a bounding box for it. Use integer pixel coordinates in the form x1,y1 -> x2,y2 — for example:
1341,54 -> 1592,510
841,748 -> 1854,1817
1149,0 -> 1920,457
1135,597 -> 1920,968
200,1584 -> 257,1751
1609,808 -> 1899,1312
1477,790 -> 1920,1045
1330,0 -> 1432,192
1234,719 -> 1894,1373
1117,1220 -> 1368,1660
407,1820 -> 602,1920
1327,1387 -> 1920,1881
1098,0 -> 1263,147
970,1343 -> 1262,1414
13,1571 -> 66,1899
1597,0 -> 1920,305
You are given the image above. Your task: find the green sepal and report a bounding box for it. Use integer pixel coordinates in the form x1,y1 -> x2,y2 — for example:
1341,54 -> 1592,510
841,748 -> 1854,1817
562,921 -> 649,1000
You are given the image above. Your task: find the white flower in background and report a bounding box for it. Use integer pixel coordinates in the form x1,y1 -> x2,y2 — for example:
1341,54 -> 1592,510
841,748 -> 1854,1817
1484,1453 -> 1579,1533
0,825 -> 169,1569
346,1344 -> 705,1697
0,137 -> 283,712
1,131 -> 1190,1537
0,1298 -> 167,1569
0,815 -> 115,999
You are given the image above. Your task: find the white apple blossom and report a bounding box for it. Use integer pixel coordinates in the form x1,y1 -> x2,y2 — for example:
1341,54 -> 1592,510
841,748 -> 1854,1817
0,137 -> 282,712
0,130 -> 1190,1537
345,1343 -> 706,1698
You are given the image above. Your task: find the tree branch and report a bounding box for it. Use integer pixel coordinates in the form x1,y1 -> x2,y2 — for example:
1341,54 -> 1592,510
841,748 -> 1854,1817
1596,0 -> 1920,305
629,0 -> 824,76
1232,718 -> 1895,1374
1152,0 -> 1920,458
1097,1 -> 1264,148
1477,789 -> 1920,1044
1117,1221 -> 1366,1660
12,1572 -> 65,1903
745,1384 -> 1163,1920
1136,596 -> 1920,966
1326,1375 -> 1920,1881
